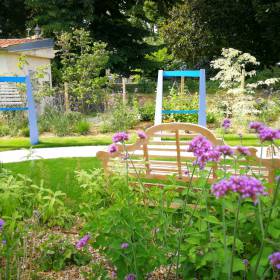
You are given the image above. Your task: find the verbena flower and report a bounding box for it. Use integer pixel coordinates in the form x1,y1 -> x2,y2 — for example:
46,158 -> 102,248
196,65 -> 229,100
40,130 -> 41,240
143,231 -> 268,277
236,146 -> 251,156
0,219 -> 4,231
137,130 -> 147,139
249,122 -> 265,132
222,118 -> 231,129
125,274 -> 136,280
243,259 -> 249,267
112,132 -> 129,143
76,234 -> 90,250
108,143 -> 118,154
269,252 -> 280,270
211,175 -> 267,202
188,135 -> 213,157
216,145 -> 234,156
121,242 -> 129,249
188,136 -> 222,169
258,126 -> 280,142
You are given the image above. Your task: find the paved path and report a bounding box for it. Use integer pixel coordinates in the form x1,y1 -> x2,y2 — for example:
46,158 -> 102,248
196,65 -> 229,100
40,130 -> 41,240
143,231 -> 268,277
0,146 -> 107,163
0,145 -> 275,164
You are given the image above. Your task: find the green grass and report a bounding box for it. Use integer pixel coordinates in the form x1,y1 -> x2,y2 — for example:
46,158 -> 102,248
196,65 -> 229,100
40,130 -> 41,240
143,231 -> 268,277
3,157 -> 101,209
0,135 -> 113,151
0,133 -> 278,152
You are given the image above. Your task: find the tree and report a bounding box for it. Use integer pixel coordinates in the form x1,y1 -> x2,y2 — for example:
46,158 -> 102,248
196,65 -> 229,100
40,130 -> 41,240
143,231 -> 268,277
26,0 -> 179,76
0,0 -> 28,38
57,29 -> 109,112
160,0 -> 280,67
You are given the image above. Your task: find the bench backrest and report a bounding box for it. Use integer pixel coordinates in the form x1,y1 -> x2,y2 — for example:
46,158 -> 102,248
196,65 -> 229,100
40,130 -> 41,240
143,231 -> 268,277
97,123 -> 279,184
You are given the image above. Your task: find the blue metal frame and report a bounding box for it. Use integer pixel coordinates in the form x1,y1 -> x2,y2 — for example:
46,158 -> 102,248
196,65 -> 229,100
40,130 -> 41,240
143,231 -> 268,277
162,109 -> 198,114
160,69 -> 206,127
0,75 -> 39,145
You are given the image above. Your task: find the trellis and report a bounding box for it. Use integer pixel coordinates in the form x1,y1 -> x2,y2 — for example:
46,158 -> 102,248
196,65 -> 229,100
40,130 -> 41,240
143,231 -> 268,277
0,75 -> 39,144
154,70 -> 207,127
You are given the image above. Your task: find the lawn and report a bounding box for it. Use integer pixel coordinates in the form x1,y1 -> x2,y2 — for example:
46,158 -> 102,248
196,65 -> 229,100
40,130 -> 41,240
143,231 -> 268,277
0,133 -> 278,152
3,157 -> 101,210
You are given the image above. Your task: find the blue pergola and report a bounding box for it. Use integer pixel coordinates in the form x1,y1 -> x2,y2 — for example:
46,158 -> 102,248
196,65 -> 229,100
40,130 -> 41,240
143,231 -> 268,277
154,70 -> 206,127
0,75 -> 39,145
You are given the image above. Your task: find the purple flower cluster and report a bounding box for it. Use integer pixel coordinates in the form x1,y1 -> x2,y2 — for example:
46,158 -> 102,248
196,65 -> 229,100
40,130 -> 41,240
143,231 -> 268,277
188,136 -> 222,169
137,130 -> 147,139
76,234 -> 90,250
0,219 -> 4,231
249,122 -> 280,142
249,122 -> 265,132
216,145 -> 234,156
188,135 -> 213,157
222,118 -> 231,129
211,175 -> 267,201
121,242 -> 129,249
125,274 -> 136,280
112,132 -> 129,143
269,252 -> 280,269
108,143 -> 118,154
236,146 -> 251,156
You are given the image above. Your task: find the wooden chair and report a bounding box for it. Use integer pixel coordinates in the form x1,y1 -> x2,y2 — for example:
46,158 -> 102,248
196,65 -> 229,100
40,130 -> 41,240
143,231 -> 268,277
97,123 -> 280,185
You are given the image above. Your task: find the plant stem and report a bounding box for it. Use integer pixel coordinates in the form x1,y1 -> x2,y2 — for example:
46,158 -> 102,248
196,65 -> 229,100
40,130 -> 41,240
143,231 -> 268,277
253,177 -> 280,277
229,196 -> 241,280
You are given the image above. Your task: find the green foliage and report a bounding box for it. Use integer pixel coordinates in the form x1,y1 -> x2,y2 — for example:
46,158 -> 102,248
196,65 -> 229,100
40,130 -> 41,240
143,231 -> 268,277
57,28 -> 109,112
0,111 -> 29,136
75,120 -> 91,135
163,88 -> 198,123
80,170 -> 178,279
38,234 -> 91,271
39,105 -> 86,136
100,97 -> 139,132
138,101 -> 155,121
0,169 -> 72,226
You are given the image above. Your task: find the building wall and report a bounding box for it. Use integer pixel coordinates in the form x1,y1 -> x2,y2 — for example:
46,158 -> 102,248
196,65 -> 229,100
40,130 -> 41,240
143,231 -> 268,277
0,50 -> 52,83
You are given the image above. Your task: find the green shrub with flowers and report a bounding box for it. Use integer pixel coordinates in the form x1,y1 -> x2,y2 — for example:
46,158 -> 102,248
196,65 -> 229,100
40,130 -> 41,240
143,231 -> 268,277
0,118 -> 280,279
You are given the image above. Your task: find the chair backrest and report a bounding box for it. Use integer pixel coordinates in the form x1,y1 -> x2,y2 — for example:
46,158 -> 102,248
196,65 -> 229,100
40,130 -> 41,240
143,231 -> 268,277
97,123 -> 279,184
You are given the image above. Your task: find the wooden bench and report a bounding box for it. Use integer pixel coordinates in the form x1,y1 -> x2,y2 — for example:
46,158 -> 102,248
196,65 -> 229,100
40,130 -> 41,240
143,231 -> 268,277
97,123 -> 280,185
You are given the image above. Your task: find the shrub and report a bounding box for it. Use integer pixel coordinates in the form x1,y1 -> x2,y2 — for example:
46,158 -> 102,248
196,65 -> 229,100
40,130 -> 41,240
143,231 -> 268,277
100,97 -> 139,132
139,101 -> 155,121
75,120 -> 91,135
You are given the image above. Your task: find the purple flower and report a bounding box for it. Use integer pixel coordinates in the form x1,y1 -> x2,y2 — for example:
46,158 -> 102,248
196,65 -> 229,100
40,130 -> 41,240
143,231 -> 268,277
2,240 -> 6,245
258,126 -> 280,142
188,135 -> 213,157
112,132 -> 129,143
137,130 -> 147,139
249,122 -> 265,132
269,252 -> 280,270
211,175 -> 267,202
0,219 -> 4,231
108,143 -> 118,154
121,242 -> 129,249
76,234 -> 90,250
222,119 -> 231,129
243,259 -> 249,266
188,136 -> 222,169
236,146 -> 251,156
125,274 -> 136,280
216,145 -> 234,156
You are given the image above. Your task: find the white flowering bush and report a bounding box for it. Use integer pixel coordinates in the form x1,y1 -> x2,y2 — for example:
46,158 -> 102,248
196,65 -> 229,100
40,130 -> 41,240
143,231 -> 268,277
211,48 -> 259,89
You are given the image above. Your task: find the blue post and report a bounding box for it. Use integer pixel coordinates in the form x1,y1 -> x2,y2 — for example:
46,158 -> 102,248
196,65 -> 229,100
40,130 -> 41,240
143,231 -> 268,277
198,69 -> 206,127
25,73 -> 39,145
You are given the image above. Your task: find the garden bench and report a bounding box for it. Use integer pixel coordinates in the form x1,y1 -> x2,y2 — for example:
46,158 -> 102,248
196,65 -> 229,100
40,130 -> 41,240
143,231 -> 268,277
97,123 -> 280,185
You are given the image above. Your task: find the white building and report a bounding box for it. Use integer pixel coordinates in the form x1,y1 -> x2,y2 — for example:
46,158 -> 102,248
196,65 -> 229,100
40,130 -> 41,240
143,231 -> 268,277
0,38 -> 55,83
